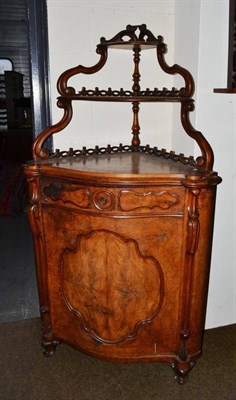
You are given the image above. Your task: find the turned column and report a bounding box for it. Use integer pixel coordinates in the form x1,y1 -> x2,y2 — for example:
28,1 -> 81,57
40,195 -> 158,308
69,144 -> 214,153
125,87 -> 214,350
131,47 -> 141,147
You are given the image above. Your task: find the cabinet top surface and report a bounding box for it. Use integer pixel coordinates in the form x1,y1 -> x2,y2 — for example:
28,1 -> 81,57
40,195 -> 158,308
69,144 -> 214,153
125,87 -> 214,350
27,152 -> 215,181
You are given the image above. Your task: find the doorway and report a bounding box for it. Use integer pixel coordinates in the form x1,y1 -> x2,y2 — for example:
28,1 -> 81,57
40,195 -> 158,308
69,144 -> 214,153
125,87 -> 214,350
0,0 -> 51,161
0,0 -> 51,322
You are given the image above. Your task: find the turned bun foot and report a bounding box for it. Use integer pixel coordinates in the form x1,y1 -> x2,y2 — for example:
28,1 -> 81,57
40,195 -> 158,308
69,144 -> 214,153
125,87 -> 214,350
42,340 -> 60,357
171,360 -> 196,384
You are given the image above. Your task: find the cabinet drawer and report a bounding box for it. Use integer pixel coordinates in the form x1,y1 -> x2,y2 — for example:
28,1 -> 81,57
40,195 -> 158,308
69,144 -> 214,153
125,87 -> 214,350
118,188 -> 184,214
41,179 -> 185,215
41,180 -> 92,209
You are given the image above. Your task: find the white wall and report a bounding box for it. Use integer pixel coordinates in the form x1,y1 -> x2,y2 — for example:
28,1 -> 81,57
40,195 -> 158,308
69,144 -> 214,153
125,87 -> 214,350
172,0 -> 201,156
171,0 -> 235,328
47,0 -> 235,328
195,0 -> 235,328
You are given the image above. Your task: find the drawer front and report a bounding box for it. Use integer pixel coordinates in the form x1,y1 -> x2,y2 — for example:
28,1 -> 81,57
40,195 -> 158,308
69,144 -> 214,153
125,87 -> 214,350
41,178 -> 185,215
118,188 -> 184,214
42,180 -> 92,209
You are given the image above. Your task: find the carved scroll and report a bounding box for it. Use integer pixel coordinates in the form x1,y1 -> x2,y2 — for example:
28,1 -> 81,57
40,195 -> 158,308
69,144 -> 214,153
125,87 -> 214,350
181,101 -> 214,170
57,46 -> 108,96
99,24 -> 158,46
156,35 -> 194,98
33,46 -> 108,161
32,99 -> 73,161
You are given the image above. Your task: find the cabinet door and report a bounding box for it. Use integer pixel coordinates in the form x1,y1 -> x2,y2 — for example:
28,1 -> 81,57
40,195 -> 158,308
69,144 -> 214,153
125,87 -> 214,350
41,202 -> 185,362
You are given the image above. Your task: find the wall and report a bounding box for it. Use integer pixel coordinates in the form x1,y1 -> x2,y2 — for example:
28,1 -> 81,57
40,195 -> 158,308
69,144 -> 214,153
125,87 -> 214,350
172,0 -> 201,156
173,0 -> 235,328
47,0 -> 235,328
172,0 -> 236,328
195,0 -> 235,328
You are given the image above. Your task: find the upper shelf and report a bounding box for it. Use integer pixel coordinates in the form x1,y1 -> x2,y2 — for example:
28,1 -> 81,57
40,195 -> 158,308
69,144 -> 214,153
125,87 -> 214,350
99,42 -> 157,50
56,24 -> 195,99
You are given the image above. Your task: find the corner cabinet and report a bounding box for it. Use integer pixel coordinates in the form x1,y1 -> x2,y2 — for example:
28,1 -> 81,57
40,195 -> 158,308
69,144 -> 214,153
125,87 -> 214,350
24,25 -> 221,384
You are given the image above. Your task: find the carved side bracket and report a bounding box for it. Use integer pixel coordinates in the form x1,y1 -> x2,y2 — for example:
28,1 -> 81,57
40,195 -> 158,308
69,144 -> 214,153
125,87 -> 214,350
156,36 -> 195,98
33,99 -> 73,161
181,101 -> 214,170
57,46 -> 108,96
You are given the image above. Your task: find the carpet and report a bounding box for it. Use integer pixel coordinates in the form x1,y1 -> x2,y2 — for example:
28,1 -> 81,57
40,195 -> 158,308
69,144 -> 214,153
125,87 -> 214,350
0,318 -> 235,400
0,160 -> 28,216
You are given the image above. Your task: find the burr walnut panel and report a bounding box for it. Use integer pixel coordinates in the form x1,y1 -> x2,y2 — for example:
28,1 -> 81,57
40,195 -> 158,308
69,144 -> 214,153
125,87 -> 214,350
119,190 -> 179,212
42,181 -> 91,209
61,230 -> 164,343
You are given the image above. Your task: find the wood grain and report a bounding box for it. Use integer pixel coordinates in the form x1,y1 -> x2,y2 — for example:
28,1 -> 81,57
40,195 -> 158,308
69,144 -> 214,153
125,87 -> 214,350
62,230 -> 163,343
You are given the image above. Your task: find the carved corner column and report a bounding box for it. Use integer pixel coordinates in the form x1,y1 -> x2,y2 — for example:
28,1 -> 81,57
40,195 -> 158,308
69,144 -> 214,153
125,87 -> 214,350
26,173 -> 59,356
171,187 -> 200,384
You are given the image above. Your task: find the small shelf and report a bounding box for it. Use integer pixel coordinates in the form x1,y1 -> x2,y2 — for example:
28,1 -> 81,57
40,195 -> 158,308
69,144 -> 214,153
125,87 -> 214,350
58,94 -> 191,103
214,88 -> 236,93
99,41 -> 158,50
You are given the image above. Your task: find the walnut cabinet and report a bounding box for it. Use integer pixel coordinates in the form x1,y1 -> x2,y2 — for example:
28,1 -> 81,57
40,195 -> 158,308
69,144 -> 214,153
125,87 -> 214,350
24,25 -> 221,384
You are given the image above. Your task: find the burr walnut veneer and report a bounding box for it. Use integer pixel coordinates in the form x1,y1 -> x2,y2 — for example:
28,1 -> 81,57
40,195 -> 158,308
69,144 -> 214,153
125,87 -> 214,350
24,25 -> 221,384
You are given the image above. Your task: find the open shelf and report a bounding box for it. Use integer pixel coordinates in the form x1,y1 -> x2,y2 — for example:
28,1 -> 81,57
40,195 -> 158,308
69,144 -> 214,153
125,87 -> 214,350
214,88 -> 236,93
58,94 -> 191,103
58,87 -> 191,103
